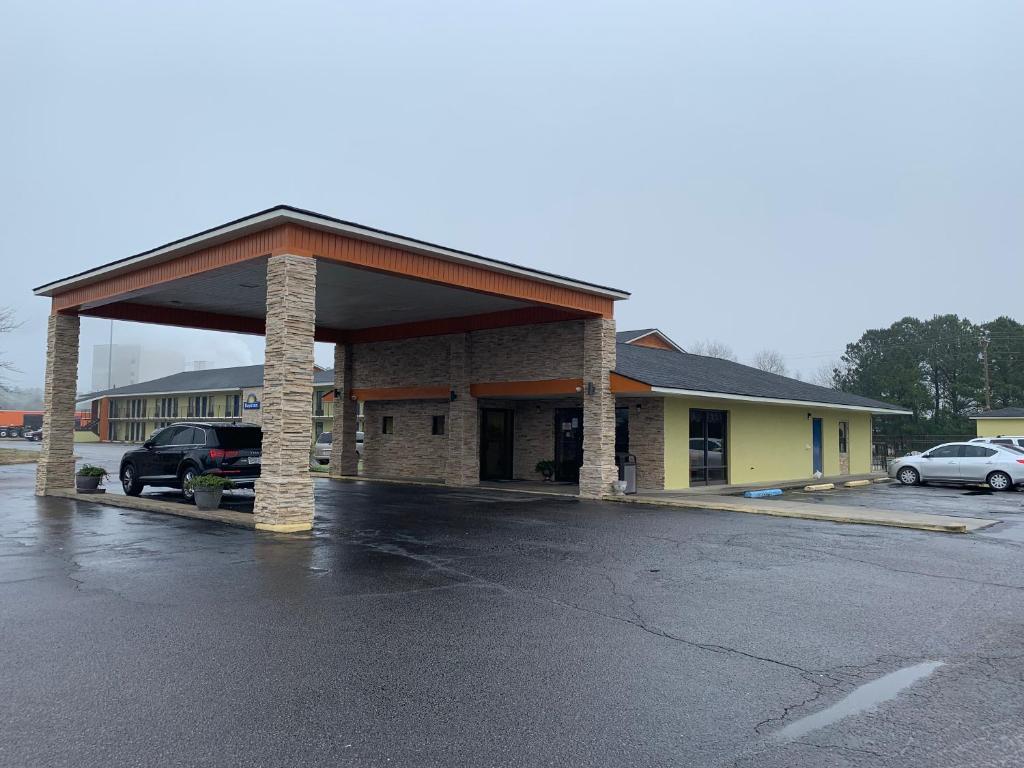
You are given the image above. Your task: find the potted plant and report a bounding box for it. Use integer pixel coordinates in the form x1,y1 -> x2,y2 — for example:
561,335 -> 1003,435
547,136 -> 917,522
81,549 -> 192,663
75,465 -> 108,492
185,474 -> 234,510
535,460 -> 556,482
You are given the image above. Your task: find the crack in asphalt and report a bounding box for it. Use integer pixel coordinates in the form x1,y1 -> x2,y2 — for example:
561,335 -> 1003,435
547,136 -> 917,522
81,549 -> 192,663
348,531 -> 844,696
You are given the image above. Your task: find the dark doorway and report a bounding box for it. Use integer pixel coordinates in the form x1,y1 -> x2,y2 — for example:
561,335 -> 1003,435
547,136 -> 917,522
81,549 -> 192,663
480,408 -> 514,480
689,409 -> 728,486
554,407 -> 584,482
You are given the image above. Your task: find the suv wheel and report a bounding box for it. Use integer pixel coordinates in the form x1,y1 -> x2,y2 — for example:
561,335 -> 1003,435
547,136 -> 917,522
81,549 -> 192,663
120,463 -> 143,496
180,465 -> 199,502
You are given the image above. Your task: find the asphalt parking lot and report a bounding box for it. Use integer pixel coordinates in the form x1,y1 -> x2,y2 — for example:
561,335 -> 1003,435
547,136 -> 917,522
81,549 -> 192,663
3,458 -> 1024,767
793,479 -> 1024,520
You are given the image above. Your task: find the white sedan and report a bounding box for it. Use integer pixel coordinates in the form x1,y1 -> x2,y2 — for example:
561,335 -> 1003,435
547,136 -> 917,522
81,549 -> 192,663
889,441 -> 1024,491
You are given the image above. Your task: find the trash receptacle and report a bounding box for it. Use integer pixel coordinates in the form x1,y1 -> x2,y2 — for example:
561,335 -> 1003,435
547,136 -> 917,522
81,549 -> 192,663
621,453 -> 637,495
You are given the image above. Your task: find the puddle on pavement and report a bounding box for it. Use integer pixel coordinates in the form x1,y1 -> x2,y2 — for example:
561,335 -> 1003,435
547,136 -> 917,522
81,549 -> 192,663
774,661 -> 944,742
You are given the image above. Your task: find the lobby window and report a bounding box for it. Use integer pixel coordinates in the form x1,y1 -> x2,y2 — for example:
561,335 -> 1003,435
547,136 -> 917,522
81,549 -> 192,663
432,415 -> 446,435
382,416 -> 394,435
838,421 -> 849,454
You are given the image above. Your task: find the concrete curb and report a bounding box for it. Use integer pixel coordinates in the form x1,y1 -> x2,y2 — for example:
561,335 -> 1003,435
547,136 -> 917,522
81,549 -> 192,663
608,494 -> 993,534
48,488 -> 256,529
325,474 -> 579,498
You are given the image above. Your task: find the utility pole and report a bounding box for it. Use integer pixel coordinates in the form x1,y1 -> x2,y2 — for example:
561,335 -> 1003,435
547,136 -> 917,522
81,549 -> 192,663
980,334 -> 991,411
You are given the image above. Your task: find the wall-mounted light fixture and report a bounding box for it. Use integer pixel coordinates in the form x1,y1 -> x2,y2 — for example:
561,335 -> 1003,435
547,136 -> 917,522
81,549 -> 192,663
450,391 -> 458,402
586,382 -> 596,396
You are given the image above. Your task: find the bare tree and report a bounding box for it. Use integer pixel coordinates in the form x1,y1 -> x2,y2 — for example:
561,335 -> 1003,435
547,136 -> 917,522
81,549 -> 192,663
810,361 -> 842,389
689,339 -> 738,362
750,349 -> 788,376
0,307 -> 19,389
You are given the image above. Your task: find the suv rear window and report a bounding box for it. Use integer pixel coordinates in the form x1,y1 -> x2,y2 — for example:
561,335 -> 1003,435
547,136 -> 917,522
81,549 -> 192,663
316,432 -> 332,444
213,427 -> 262,449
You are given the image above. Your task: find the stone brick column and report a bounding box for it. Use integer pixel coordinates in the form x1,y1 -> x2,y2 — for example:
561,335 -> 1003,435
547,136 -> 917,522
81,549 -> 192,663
254,254 -> 317,532
329,343 -> 360,477
579,317 -> 618,498
446,333 -> 479,486
35,312 -> 80,496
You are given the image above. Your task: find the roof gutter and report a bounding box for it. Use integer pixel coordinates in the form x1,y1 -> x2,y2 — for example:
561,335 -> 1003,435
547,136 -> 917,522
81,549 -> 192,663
649,386 -> 913,415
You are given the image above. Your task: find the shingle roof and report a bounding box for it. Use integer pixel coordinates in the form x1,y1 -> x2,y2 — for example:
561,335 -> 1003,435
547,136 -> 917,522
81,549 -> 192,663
972,407 -> 1024,419
80,342 -> 907,413
616,329 -> 658,343
80,365 -> 335,400
615,343 -> 908,413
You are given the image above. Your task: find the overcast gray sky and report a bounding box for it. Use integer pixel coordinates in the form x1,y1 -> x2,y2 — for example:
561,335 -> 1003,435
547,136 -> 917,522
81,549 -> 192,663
2,0 -> 1022,391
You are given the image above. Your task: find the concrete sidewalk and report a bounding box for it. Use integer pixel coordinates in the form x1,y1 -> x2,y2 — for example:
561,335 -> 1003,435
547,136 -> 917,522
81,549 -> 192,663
614,492 -> 995,533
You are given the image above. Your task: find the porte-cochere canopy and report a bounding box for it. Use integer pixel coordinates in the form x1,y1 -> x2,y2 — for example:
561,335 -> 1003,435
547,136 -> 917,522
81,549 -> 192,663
34,206 -> 631,531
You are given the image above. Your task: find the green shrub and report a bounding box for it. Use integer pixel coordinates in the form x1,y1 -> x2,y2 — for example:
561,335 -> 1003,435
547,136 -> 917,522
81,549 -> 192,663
535,460 -> 555,477
76,464 -> 108,479
185,474 -> 234,491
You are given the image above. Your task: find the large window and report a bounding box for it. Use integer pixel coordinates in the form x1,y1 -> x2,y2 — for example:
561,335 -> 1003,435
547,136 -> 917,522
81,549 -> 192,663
838,421 -> 849,454
689,409 -> 728,486
188,396 -> 211,418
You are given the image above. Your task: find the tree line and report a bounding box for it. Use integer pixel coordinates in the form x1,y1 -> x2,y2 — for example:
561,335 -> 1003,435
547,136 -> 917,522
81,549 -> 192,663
831,314 -> 1023,437
690,314 -> 1023,438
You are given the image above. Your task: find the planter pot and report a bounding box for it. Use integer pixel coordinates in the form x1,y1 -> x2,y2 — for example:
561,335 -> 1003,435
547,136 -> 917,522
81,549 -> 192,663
193,488 -> 224,510
76,475 -> 101,492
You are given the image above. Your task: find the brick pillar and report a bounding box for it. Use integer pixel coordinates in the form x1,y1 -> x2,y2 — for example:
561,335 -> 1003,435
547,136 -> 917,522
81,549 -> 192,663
254,254 -> 316,532
446,333 -> 479,486
579,317 -> 618,498
329,343 -> 360,476
36,312 -> 80,496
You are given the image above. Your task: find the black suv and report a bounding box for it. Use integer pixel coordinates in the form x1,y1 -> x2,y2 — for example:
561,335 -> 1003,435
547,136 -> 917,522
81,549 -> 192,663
119,422 -> 262,502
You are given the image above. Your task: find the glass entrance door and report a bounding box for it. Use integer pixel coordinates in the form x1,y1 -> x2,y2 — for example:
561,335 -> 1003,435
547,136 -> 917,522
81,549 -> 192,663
812,418 -> 824,475
689,409 -> 728,486
554,407 -> 584,483
480,408 -> 514,480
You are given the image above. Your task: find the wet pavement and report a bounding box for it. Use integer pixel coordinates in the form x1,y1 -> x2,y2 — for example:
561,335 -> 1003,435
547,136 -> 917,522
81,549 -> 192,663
791,481 -> 1024,543
3,462 -> 1024,766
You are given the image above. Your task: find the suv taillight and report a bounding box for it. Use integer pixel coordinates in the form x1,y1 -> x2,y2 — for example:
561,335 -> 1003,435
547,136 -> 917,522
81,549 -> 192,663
209,449 -> 240,460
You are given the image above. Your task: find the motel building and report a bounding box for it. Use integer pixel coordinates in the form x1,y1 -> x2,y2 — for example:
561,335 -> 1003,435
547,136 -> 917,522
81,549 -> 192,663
35,206 -> 907,532
971,407 -> 1024,440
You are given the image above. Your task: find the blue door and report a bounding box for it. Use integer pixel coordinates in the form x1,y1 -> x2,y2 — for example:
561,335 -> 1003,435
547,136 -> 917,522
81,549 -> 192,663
812,418 -> 823,474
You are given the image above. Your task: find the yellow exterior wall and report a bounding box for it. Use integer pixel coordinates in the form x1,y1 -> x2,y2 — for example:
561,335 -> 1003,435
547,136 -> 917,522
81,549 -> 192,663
663,397 -> 873,489
975,418 -> 1024,437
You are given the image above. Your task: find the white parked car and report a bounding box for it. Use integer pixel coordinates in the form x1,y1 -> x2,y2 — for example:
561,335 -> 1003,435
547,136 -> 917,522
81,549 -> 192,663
312,430 -> 364,465
889,441 -> 1024,491
970,435 -> 1024,450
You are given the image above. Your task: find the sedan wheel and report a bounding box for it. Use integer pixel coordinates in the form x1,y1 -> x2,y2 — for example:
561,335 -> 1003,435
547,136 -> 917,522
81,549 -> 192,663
987,471 -> 1012,492
897,467 -> 920,486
